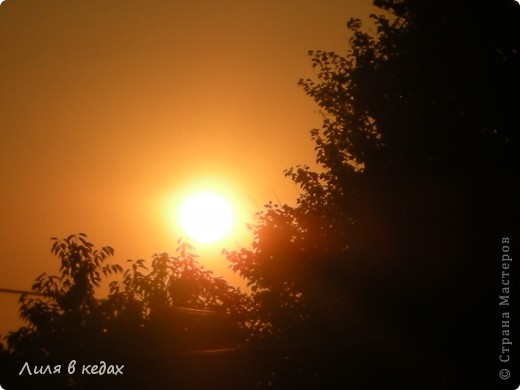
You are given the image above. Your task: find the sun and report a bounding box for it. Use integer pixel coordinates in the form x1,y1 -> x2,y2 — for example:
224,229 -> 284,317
178,191 -> 234,244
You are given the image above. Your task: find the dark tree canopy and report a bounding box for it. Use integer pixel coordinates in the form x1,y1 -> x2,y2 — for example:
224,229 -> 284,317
1,234 -> 251,389
227,0 -> 519,388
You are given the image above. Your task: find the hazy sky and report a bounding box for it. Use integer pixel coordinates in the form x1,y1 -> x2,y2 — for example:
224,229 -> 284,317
0,0 -> 374,334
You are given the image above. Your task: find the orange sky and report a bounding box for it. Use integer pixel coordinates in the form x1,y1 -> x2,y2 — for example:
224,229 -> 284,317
0,0 -> 374,335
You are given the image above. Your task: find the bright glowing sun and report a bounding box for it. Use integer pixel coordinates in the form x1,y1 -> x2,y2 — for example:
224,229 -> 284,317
178,191 -> 234,244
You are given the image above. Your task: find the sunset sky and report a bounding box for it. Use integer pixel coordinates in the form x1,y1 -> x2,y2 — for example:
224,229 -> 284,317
0,0 -> 375,334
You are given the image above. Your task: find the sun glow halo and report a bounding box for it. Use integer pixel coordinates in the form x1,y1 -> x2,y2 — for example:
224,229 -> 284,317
178,191 -> 234,244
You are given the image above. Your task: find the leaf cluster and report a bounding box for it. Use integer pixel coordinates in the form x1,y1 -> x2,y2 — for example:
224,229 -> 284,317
5,235 -> 251,365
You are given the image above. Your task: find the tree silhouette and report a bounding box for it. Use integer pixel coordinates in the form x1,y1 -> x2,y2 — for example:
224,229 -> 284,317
101,241 -> 249,354
226,0 -> 519,388
2,234 -> 251,389
6,234 -> 122,361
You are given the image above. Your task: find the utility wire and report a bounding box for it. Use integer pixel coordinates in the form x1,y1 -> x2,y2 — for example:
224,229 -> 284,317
0,287 -> 45,297
0,287 -> 215,315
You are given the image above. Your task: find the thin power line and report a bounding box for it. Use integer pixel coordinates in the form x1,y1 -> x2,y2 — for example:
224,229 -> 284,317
0,287 -> 45,297
0,287 -> 216,315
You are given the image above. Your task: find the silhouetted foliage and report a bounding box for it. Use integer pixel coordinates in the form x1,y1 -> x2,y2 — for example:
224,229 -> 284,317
101,241 -> 250,354
6,234 -> 122,361
226,0 -> 519,388
2,234 -> 251,389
